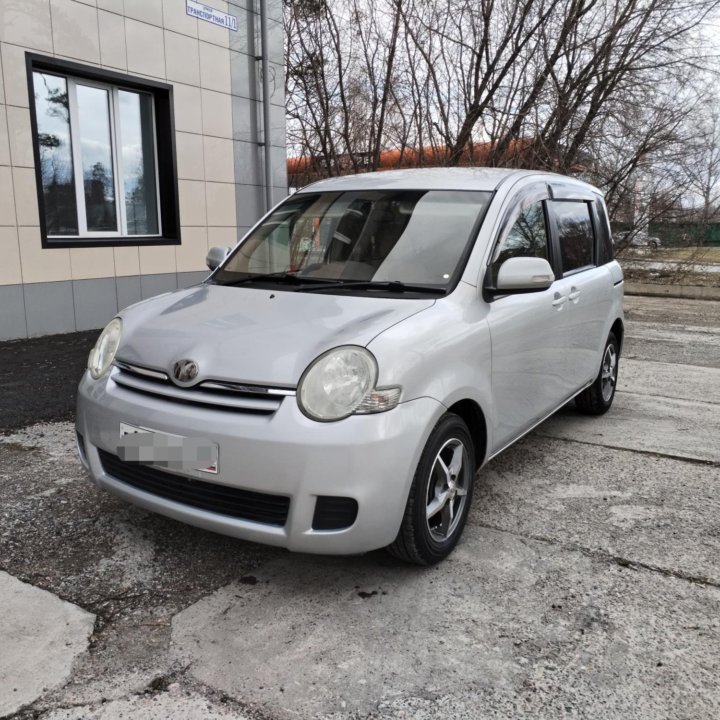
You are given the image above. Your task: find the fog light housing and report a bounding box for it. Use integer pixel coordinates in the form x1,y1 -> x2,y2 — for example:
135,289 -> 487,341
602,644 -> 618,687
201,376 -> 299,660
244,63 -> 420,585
312,496 -> 359,530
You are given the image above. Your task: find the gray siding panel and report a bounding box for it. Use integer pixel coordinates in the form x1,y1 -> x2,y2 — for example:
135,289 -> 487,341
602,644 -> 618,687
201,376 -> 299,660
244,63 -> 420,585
235,183 -> 264,225
24,281 -> 75,337
270,146 -> 287,188
230,50 -> 254,100
140,273 -> 177,300
270,186 -> 288,206
234,140 -> 262,186
266,18 -> 284,64
266,0 -> 283,22
0,285 -> 28,340
116,276 -> 143,311
177,271 -> 208,289
231,96 -> 259,146
269,103 -> 286,148
73,278 -> 119,331
268,61 -> 285,108
229,5 -> 255,58
228,15 -> 250,56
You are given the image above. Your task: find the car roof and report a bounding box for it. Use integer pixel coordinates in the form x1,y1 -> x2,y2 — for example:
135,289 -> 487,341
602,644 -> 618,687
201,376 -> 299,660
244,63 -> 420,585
297,167 -> 599,195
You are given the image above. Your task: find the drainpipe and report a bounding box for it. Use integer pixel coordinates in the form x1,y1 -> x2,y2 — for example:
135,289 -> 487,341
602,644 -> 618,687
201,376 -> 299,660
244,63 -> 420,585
259,0 -> 273,212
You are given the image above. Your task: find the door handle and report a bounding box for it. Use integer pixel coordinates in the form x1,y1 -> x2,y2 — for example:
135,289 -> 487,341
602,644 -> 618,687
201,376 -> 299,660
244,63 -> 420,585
552,292 -> 567,308
568,286 -> 581,302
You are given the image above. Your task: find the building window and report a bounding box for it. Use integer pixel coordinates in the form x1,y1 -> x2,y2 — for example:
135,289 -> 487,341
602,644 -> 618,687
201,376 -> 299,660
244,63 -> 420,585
27,55 -> 179,248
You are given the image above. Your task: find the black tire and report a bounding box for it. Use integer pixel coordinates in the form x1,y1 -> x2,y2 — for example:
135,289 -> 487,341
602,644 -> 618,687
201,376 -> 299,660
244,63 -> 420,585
387,413 -> 475,565
575,332 -> 620,415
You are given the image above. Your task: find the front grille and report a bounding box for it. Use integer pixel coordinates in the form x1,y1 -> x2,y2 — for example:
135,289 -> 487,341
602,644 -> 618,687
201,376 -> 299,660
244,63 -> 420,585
312,496 -> 359,530
111,361 -> 294,415
99,450 -> 290,526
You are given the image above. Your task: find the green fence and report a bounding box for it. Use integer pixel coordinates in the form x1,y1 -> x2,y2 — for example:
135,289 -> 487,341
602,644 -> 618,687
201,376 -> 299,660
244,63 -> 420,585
611,223 -> 720,246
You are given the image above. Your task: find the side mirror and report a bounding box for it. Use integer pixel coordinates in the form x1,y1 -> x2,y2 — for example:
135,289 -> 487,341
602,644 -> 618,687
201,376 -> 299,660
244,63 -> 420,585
493,257 -> 555,293
206,246 -> 230,271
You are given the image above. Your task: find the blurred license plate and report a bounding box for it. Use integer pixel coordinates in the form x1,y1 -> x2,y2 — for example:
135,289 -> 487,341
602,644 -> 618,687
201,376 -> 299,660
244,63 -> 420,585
118,423 -> 218,474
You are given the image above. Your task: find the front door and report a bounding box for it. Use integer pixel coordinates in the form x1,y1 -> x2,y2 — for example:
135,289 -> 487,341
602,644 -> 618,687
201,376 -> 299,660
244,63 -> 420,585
485,195 -> 574,454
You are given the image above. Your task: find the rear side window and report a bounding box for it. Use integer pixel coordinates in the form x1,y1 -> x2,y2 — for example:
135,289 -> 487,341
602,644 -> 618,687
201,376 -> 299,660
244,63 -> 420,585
553,201 -> 594,274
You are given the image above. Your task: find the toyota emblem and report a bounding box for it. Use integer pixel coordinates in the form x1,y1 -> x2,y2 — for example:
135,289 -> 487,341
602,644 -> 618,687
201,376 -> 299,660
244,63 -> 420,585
172,359 -> 200,386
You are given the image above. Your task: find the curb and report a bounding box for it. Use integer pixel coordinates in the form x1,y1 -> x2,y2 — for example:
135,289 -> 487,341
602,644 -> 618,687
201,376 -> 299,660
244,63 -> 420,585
624,282 -> 720,301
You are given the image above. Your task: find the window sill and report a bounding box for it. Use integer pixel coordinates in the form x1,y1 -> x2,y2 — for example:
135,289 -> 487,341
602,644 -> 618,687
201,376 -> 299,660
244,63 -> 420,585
561,264 -> 596,278
41,236 -> 181,249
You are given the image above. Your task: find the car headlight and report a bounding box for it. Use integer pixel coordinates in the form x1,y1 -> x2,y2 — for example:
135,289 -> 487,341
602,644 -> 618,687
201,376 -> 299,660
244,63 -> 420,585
88,318 -> 122,380
298,346 -> 401,422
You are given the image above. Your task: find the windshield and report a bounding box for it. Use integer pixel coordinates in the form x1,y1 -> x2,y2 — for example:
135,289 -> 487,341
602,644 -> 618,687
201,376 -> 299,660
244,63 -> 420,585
212,189 -> 493,293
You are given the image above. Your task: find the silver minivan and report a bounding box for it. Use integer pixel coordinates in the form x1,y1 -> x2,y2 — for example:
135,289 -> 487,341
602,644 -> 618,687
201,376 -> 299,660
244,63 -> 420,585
77,168 -> 624,564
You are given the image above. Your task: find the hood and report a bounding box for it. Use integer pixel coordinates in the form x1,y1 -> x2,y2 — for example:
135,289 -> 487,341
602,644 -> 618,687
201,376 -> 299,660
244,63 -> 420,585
116,284 -> 435,387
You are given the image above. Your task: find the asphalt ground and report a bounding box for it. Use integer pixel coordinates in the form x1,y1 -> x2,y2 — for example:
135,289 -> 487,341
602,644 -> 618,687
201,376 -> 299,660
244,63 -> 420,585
0,295 -> 719,719
0,330 -> 97,433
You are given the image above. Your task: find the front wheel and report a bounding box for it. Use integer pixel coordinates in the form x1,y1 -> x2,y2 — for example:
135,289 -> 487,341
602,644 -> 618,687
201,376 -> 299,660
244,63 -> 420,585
575,332 -> 619,415
386,413 -> 475,565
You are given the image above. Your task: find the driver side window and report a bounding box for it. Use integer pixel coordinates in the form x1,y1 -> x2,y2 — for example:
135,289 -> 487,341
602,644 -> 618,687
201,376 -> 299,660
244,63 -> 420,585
490,201 -> 549,283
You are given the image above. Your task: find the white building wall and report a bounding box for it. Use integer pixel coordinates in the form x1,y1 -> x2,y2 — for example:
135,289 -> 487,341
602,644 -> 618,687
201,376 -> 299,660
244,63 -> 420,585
0,0 -> 287,339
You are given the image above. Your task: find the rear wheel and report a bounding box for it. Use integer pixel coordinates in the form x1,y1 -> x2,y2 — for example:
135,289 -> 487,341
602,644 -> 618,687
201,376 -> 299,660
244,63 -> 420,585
575,332 -> 619,415
387,413 -> 475,565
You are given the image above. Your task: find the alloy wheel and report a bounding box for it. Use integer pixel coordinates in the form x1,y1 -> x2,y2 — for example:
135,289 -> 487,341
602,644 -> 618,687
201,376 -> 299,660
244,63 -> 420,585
601,344 -> 618,402
425,438 -> 470,542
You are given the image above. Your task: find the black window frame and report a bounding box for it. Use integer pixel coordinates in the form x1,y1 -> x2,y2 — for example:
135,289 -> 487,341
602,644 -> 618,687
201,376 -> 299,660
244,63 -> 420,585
546,199 -> 597,277
26,53 -> 180,249
483,183 -> 555,300
592,197 -> 614,265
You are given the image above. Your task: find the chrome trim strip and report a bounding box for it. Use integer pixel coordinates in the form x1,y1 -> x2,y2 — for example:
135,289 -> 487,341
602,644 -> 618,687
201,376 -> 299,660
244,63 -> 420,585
112,371 -> 283,412
114,360 -> 169,381
201,381 -> 296,397
114,361 -> 296,397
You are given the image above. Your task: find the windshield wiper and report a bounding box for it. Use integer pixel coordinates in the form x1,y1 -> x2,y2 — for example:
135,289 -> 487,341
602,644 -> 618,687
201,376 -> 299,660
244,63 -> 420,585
215,271 -> 350,288
215,271 -> 305,287
299,280 -> 446,295
215,273 -> 445,295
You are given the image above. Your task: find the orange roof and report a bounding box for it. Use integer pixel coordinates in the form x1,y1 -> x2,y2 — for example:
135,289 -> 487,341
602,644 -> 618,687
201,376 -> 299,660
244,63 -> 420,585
287,140 -> 534,181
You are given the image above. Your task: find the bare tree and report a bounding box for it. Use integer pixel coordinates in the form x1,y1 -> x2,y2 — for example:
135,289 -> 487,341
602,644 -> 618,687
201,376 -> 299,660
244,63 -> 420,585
679,96 -> 720,243
284,0 -> 720,225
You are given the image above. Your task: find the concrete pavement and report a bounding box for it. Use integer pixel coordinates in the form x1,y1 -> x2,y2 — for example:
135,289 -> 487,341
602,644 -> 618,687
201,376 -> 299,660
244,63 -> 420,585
1,295 -> 719,719
0,573 -> 95,717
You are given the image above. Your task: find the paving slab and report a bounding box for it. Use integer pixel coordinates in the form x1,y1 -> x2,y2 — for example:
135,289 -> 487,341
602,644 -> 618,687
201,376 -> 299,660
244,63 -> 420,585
622,321 -> 720,369
622,296 -> 720,369
538,392 -> 719,464
0,572 -> 96,717
623,296 -> 720,329
171,530 -> 720,719
540,352 -> 720,464
619,358 -> 720,404
625,322 -> 720,350
40,690 -> 251,720
480,435 -> 720,586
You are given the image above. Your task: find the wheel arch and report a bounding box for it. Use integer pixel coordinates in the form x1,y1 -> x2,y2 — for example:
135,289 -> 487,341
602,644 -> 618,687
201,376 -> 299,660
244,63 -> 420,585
446,398 -> 488,469
610,317 -> 624,353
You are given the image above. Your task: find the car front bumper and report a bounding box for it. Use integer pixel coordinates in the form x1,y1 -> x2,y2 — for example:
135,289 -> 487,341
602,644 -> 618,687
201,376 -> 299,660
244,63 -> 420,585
76,369 -> 444,554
